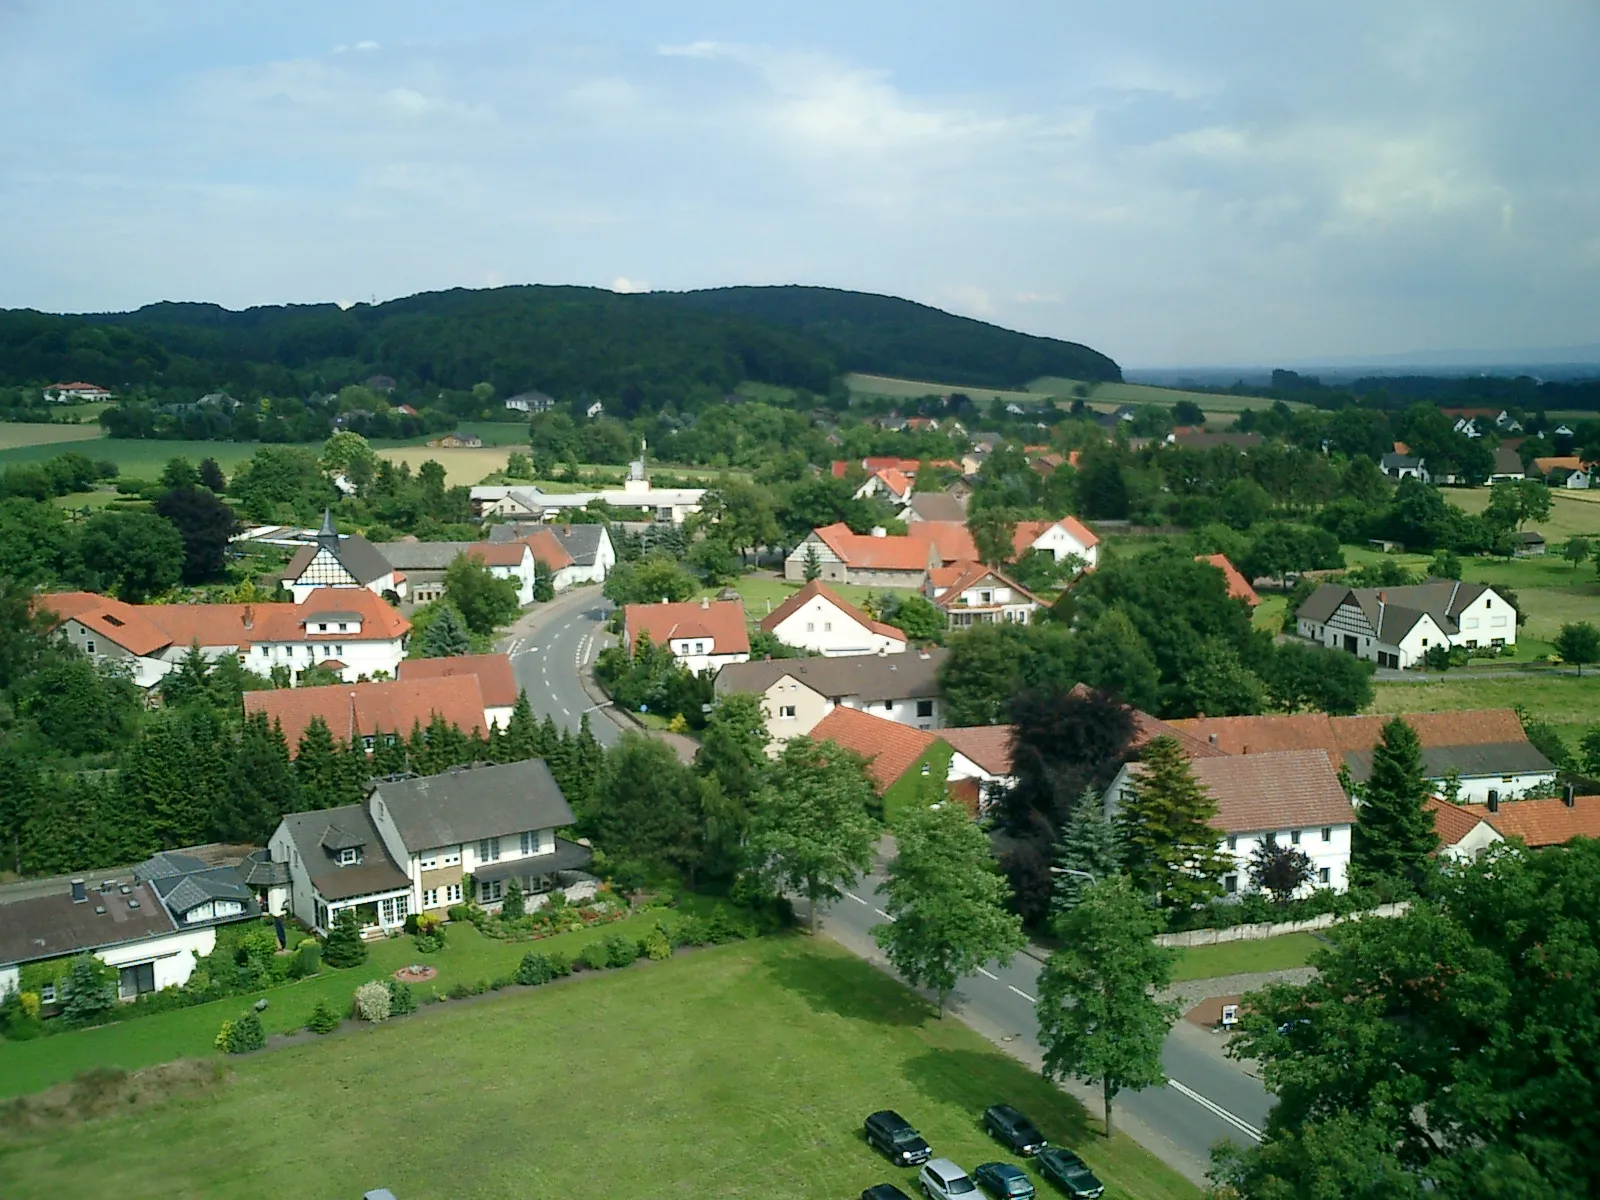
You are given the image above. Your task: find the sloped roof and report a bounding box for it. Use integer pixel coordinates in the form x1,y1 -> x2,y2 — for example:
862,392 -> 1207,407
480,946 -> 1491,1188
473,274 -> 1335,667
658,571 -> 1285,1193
716,647 -> 948,703
1170,709 -> 1530,767
1425,796 -> 1496,848
0,881 -> 177,968
371,760 -> 575,851
907,521 -> 980,564
1196,554 -> 1260,605
1485,795 -> 1600,847
941,725 -> 1015,776
550,524 -> 607,566
376,540 -> 529,570
1013,516 -> 1100,554
907,493 -> 967,522
523,528 -> 576,570
1330,709 -> 1526,752
1344,741 -> 1554,784
1296,579 -> 1492,640
1491,446 -> 1524,474
871,467 -> 913,498
813,524 -> 938,572
398,653 -> 520,708
277,804 -> 410,901
1124,749 -> 1354,833
284,531 -> 394,586
1171,431 -> 1263,451
758,580 -> 905,642
244,675 -> 488,753
809,706 -> 940,793
623,598 -> 750,656
928,561 -> 1040,610
1534,455 -> 1587,474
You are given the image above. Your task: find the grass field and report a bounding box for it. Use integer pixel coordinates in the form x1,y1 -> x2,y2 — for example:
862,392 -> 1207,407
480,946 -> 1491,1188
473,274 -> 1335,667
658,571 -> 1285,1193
0,938 -> 1197,1200
698,573 -> 923,623
0,424 -> 111,451
1029,378 -> 1307,415
1169,933 -> 1321,983
846,372 -> 1041,404
0,437 -> 261,476
374,444 -> 512,485
1372,673 -> 1600,748
1449,487 -> 1600,540
1252,594 -> 1287,633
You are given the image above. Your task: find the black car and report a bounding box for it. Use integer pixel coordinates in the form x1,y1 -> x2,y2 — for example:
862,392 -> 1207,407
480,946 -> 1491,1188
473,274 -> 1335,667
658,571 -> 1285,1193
1036,1148 -> 1104,1199
861,1187 -> 913,1200
864,1109 -> 933,1166
983,1104 -> 1048,1156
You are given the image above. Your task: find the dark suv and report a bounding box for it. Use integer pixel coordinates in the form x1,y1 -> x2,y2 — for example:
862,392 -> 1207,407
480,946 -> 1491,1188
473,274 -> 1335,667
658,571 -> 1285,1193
983,1104 -> 1047,1156
864,1109 -> 933,1166
1036,1148 -> 1104,1199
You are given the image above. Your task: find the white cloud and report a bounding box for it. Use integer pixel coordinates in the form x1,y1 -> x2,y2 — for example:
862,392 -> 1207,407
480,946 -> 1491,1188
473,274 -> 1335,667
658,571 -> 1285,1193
611,276 -> 650,293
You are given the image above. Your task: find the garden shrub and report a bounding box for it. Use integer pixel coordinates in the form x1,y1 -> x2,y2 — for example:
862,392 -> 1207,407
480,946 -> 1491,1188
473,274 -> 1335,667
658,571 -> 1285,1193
322,910 -> 368,968
60,955 -> 116,1027
290,941 -> 321,979
642,924 -> 672,962
579,941 -> 611,971
218,1012 -> 266,1054
501,881 -> 525,919
470,978 -> 489,996
235,928 -> 280,980
213,1019 -> 233,1050
413,931 -> 445,954
490,974 -> 516,991
353,981 -> 391,1023
669,915 -> 708,948
0,989 -> 46,1041
306,999 -> 341,1034
515,952 -> 555,986
603,933 -> 640,968
547,951 -> 572,978
448,981 -> 473,1000
386,980 -> 417,1016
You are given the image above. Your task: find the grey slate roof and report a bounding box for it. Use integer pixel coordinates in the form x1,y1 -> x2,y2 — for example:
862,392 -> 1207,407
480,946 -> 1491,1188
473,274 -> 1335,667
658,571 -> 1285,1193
135,854 -> 260,924
1492,447 -> 1524,475
370,760 -> 576,852
715,648 -> 949,704
907,493 -> 968,522
1296,578 -> 1492,641
242,849 -> 290,887
0,880 -> 177,967
1381,452 -> 1423,471
1344,740 -> 1555,784
489,522 -> 608,566
284,529 -> 394,586
375,541 -> 476,571
279,804 -> 411,902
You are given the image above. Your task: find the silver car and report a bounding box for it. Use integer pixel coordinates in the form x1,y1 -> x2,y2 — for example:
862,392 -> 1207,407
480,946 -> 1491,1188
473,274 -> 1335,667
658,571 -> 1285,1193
918,1158 -> 978,1199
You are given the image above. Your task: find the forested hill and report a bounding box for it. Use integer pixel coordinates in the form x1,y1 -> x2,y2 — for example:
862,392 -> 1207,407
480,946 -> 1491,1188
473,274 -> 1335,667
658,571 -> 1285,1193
0,283 -> 1121,404
652,285 -> 1122,387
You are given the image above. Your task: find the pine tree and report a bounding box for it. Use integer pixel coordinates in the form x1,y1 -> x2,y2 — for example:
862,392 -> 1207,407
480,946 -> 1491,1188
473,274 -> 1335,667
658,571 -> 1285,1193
1053,788 -> 1122,917
1116,737 -> 1231,909
569,714 -> 605,812
802,542 -> 822,582
420,603 -> 473,657
295,716 -> 342,804
330,736 -> 373,806
536,714 -> 561,759
503,692 -> 538,760
121,711 -> 222,850
160,643 -> 213,710
321,907 -> 367,968
214,712 -> 300,842
1351,718 -> 1438,889
370,728 -> 409,777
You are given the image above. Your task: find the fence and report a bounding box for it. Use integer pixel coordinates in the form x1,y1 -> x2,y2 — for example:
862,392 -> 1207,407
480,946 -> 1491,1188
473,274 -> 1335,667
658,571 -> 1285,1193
1153,902 -> 1410,947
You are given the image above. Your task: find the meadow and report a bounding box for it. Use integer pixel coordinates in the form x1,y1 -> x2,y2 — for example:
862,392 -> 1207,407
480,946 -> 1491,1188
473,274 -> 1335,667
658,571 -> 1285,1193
0,938 -> 1196,1200
0,424 -> 115,452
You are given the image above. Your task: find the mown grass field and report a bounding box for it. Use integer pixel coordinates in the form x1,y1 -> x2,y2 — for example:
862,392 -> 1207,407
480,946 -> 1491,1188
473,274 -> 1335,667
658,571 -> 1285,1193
845,371 -> 1041,404
1372,673 -> 1600,748
0,424 -> 112,451
1169,933 -> 1321,983
1449,486 -> 1600,540
1029,378 -> 1308,415
0,437 -> 260,476
0,938 -> 1197,1200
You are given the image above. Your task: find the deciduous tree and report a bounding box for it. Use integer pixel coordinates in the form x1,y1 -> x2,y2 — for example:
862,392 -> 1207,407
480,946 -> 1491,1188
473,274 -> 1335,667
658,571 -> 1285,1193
1247,838 -> 1314,903
444,553 -> 521,635
74,510 -> 185,601
1555,621 -> 1600,675
154,485 -> 238,582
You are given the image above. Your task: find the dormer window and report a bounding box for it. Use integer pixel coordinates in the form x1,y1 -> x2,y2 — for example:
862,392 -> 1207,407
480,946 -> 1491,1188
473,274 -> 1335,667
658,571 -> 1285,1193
318,623 -> 329,632
337,848 -> 359,866
338,623 -> 348,632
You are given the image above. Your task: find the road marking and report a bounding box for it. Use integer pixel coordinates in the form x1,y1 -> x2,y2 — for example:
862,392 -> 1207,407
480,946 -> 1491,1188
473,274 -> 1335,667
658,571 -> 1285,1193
1167,1079 -> 1263,1141
976,967 -> 998,981
874,908 -> 895,922
561,706 -> 571,716
844,892 -> 869,905
1007,985 -> 1036,1003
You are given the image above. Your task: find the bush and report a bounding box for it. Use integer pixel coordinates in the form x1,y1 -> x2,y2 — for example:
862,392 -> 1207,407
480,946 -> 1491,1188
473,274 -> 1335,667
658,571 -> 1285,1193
669,915 -> 709,947
547,951 -> 573,978
60,955 -> 117,1027
603,933 -> 640,968
490,974 -> 516,991
223,1011 -> 266,1054
412,932 -> 445,954
322,909 -> 368,968
448,981 -> 473,1000
353,981 -> 392,1022
306,999 -> 341,1034
289,941 -> 321,979
235,928 -> 280,978
579,941 -> 612,971
501,881 -> 525,920
213,1019 -> 233,1050
0,989 -> 45,1041
385,979 -> 417,1016
642,924 -> 672,962
515,952 -> 555,986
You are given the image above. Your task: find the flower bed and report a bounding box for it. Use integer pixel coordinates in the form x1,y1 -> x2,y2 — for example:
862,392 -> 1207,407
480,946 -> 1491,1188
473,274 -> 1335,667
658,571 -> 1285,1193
393,965 -> 438,984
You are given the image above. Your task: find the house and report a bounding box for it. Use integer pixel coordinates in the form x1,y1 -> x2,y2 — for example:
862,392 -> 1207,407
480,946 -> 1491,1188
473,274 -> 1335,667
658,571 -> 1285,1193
489,522 -> 615,585
44,587 -> 410,690
43,381 -> 112,402
1169,708 -> 1555,805
1103,750 -> 1356,896
940,725 -> 1017,813
784,524 -> 940,587
269,802 -> 413,936
395,404 -> 420,418
396,654 -> 521,729
758,580 -> 907,657
1487,446 -> 1526,483
905,492 -> 969,522
714,648 -> 949,747
622,597 -> 750,674
1480,788 -> 1600,848
1294,578 -> 1516,667
854,467 -> 915,506
429,431 -> 484,449
504,390 -> 557,414
1380,452 -> 1427,481
1425,796 -> 1504,862
471,454 -> 704,525
585,400 -> 604,419
283,510 -> 404,603
376,539 -> 538,606
830,456 -> 926,480
1512,531 -> 1547,557
1196,554 -> 1260,606
926,561 -> 1041,628
809,706 -> 945,796
1012,517 -> 1099,570
1533,456 -> 1593,489
0,861 -> 258,1005
1170,431 -> 1263,452
244,674 -> 495,751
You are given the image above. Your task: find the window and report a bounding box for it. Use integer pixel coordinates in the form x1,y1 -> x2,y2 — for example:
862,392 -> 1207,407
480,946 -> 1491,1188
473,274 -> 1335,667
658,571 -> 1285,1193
318,623 -> 328,632
86,639 -> 95,654
337,848 -> 358,866
779,705 -> 797,720
979,590 -> 993,604
1501,775 -> 1514,784
883,700 -> 893,711
442,847 -> 461,867
478,837 -> 501,863
521,830 -> 541,856
446,883 -> 462,903
824,621 -> 832,632
119,962 -> 156,1000
40,983 -> 56,1004
1321,827 -> 1332,842
1318,867 -> 1331,885
338,623 -> 347,632
1224,874 -> 1238,894
419,851 -> 439,870
1227,835 -> 1238,850
916,699 -> 934,718
481,879 -> 504,903
1290,830 -> 1302,845
920,763 -> 931,776
335,645 -> 344,657
423,889 -> 438,907
361,735 -> 375,752
806,622 -> 814,632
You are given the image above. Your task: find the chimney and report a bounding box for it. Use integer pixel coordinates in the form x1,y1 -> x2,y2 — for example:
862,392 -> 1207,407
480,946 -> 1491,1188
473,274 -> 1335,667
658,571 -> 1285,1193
70,878 -> 86,904
870,526 -> 887,538
242,604 -> 254,630
1242,743 -> 1250,755
1487,790 -> 1499,813
1564,784 -> 1576,808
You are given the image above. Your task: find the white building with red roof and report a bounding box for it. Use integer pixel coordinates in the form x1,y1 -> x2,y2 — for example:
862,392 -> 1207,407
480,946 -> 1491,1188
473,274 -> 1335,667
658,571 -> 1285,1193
758,581 -> 907,657
245,674 -> 492,753
1012,517 -> 1099,570
622,597 -> 751,674
925,562 -> 1041,628
784,523 -> 941,587
853,466 -> 914,506
43,381 -> 113,402
397,653 -> 521,729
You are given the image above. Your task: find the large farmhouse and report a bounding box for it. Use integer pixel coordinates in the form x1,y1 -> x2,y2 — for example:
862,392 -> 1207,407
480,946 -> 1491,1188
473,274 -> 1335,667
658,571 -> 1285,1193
1295,578 -> 1516,668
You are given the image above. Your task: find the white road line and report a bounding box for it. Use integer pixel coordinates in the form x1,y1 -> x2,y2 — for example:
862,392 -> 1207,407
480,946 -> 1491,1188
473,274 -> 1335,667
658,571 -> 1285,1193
1167,1079 -> 1263,1142
874,908 -> 895,922
976,967 -> 998,981
845,892 -> 869,905
561,706 -> 571,716
1007,985 -> 1036,1003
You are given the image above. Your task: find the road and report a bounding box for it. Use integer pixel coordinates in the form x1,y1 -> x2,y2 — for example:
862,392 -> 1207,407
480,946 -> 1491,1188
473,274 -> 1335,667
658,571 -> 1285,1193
503,588 -> 620,745
822,863 -> 1273,1182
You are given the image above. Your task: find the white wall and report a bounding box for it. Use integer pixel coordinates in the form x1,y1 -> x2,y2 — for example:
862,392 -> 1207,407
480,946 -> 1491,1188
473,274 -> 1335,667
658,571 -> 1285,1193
1028,523 -> 1098,569
767,595 -> 905,657
1219,825 -> 1352,896
1452,590 -> 1516,650
665,639 -> 748,675
839,693 -> 943,731
100,926 -> 217,993
1452,772 -> 1557,804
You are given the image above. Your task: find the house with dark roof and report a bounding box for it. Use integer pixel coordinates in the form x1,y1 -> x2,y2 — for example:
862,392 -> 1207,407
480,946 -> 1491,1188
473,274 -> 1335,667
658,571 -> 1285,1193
377,539 -> 539,606
267,760 -> 590,933
715,648 -> 948,748
283,511 -> 403,604
622,597 -> 751,674
758,580 -> 907,657
488,522 -> 616,585
1487,446 -> 1526,483
1294,577 -> 1516,668
1104,749 -> 1356,896
904,492 -> 968,523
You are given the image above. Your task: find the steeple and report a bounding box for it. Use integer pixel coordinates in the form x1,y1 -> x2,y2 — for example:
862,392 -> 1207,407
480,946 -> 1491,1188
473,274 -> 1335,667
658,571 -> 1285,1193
317,508 -> 339,552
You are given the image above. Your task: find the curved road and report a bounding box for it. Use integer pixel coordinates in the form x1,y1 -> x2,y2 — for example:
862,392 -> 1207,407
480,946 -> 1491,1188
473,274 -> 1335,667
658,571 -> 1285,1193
503,588 -> 620,745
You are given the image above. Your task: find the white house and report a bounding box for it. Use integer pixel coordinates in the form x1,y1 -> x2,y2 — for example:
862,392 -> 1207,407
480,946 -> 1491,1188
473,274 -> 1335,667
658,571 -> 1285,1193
1011,517 -> 1099,570
713,649 -> 949,748
377,539 -> 539,607
1380,451 -> 1428,481
45,587 -> 410,690
1103,749 -> 1357,897
622,597 -> 751,675
1346,740 -> 1556,805
758,580 -> 907,657
504,390 -> 556,414
43,381 -> 112,402
926,561 -> 1041,628
487,523 -> 615,586
283,511 -> 405,604
470,477 -> 706,525
940,725 -> 1016,815
854,467 -> 914,506
1487,447 -> 1525,483
1295,578 -> 1515,668
1426,797 -> 1504,862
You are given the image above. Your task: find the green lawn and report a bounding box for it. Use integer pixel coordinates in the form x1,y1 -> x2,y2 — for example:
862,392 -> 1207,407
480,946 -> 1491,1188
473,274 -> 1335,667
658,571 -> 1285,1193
1252,594 -> 1287,634
1372,673 -> 1600,748
0,423 -> 107,451
698,573 -> 924,624
1169,933 -> 1322,984
0,938 -> 1197,1200
0,437 -> 261,476
0,911 -> 675,1100
1450,487 -> 1600,541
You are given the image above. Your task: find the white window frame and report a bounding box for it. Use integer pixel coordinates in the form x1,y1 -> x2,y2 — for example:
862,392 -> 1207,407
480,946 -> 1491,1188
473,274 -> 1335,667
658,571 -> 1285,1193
442,847 -> 461,867
478,837 -> 501,863
337,848 -> 358,866
779,705 -> 797,720
419,851 -> 439,870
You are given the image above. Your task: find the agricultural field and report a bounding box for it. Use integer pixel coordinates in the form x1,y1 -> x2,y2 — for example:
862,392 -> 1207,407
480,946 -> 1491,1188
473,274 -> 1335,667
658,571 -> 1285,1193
1449,486 -> 1600,541
0,437 -> 261,476
373,444 -> 513,485
0,423 -> 109,452
1029,378 -> 1310,415
0,937 -> 1195,1200
1371,673 -> 1600,751
845,371 -> 1041,404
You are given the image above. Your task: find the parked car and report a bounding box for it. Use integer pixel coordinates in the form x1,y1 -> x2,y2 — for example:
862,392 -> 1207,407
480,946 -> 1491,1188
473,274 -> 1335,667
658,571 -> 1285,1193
865,1110 -> 933,1166
918,1158 -> 979,1199
862,1187 -> 914,1200
973,1161 -> 1037,1199
983,1104 -> 1048,1156
1036,1148 -> 1104,1199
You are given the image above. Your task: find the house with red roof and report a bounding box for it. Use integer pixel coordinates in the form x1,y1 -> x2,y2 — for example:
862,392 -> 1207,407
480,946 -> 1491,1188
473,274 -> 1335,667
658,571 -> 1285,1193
783,523 -> 941,587
853,466 -> 915,506
42,588 -> 410,691
43,381 -> 112,402
1012,516 -> 1099,570
245,675 -> 492,754
758,580 -> 907,657
622,597 -> 750,674
397,653 -> 521,729
1196,554 -> 1259,606
926,561 -> 1041,628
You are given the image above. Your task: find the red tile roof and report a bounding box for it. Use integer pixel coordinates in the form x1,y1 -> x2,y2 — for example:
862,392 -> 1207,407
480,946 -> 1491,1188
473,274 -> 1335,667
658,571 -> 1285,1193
1534,455 -> 1588,473
1425,796 -> 1493,847
1484,795 -> 1600,847
810,706 -> 939,794
1126,749 -> 1355,834
623,599 -> 751,656
1196,554 -> 1260,606
397,653 -> 519,708
928,561 -> 1040,610
523,528 -> 575,570
907,520 -> 979,563
245,675 -> 488,754
941,725 -> 1015,776
465,542 -> 530,568
758,580 -> 905,642
1169,709 -> 1528,761
1012,516 -> 1100,555
814,524 -> 938,572
871,467 -> 913,499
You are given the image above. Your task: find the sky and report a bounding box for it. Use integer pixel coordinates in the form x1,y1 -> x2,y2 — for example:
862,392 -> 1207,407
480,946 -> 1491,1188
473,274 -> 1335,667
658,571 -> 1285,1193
1,1 -> 1596,367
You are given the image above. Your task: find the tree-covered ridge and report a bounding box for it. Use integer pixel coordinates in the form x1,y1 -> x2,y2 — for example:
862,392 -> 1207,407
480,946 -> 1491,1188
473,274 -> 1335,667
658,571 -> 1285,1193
0,282 -> 1122,403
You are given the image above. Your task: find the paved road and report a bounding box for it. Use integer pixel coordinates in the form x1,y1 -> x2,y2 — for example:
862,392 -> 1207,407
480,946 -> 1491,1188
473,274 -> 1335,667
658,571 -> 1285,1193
823,863 -> 1272,1181
503,589 -> 620,745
